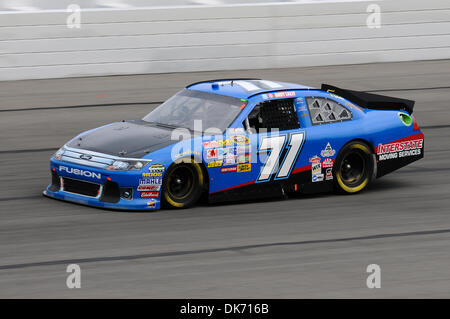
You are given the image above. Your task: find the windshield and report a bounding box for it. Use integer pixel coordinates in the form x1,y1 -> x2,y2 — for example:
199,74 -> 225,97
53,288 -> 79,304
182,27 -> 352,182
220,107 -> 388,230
142,90 -> 245,132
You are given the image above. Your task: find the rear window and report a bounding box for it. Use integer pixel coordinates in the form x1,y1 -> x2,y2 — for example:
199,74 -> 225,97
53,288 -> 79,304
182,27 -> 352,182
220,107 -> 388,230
306,97 -> 352,125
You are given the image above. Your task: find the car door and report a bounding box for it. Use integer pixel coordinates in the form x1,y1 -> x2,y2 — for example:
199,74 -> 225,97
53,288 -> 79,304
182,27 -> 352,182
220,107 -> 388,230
244,95 -> 306,186
206,93 -> 309,201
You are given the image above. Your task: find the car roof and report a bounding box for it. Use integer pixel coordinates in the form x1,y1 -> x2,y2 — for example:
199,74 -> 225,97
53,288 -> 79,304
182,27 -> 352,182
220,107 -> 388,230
186,79 -> 314,99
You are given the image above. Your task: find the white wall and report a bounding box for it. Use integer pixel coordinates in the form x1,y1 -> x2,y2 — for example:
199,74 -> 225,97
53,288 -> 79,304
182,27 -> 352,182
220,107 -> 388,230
0,0 -> 449,81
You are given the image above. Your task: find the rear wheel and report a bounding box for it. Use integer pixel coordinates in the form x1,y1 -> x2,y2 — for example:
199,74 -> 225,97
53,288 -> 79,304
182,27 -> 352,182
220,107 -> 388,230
162,158 -> 204,208
334,141 -> 374,194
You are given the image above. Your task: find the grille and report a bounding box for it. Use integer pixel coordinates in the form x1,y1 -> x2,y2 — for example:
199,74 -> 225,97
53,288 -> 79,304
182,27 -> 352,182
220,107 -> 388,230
60,149 -> 114,169
63,177 -> 100,197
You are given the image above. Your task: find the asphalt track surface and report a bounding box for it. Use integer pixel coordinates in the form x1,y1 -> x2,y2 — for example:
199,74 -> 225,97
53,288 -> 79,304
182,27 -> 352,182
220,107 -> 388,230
0,60 -> 449,298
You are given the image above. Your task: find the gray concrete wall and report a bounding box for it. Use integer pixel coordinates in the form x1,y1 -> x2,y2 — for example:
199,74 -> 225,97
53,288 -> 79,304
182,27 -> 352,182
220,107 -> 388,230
0,0 -> 449,80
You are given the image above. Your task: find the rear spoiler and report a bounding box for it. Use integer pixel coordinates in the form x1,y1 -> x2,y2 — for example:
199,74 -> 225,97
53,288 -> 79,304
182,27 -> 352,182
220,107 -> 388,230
321,84 -> 415,114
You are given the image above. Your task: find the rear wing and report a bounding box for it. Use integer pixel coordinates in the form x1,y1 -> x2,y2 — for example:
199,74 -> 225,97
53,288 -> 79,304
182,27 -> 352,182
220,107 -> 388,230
321,84 -> 415,114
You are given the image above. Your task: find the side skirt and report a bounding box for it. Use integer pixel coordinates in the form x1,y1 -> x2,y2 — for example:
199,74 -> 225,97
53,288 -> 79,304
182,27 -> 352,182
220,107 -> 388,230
208,170 -> 332,204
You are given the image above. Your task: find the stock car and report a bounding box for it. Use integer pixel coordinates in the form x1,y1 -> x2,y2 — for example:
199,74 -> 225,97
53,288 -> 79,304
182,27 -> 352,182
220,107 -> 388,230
44,79 -> 424,210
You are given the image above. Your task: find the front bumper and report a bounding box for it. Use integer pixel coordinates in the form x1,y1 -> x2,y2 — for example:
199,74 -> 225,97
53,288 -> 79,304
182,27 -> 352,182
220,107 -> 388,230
45,158 -> 161,210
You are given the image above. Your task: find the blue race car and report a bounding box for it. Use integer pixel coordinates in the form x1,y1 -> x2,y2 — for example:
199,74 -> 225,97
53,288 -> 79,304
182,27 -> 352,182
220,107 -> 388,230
44,79 -> 424,210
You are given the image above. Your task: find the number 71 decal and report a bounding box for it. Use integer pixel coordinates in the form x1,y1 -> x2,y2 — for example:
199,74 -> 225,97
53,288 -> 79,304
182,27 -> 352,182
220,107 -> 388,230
257,132 -> 305,182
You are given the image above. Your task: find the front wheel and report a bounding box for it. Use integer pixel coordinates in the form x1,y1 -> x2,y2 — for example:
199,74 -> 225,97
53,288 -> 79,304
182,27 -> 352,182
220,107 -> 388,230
162,158 -> 205,208
334,141 -> 374,194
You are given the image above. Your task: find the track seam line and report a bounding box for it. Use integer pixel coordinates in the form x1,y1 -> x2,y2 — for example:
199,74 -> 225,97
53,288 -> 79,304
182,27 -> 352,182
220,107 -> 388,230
0,101 -> 162,113
1,228 -> 450,271
0,195 -> 42,202
0,147 -> 58,155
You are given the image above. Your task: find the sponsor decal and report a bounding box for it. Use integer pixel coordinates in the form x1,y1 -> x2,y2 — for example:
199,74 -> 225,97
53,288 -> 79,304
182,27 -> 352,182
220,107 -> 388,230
137,185 -> 160,191
232,135 -> 250,145
202,140 -> 218,148
377,138 -> 423,161
297,105 -> 307,112
273,91 -> 296,98
221,166 -> 237,173
139,177 -> 162,186
224,147 -> 240,156
148,164 -> 164,172
236,145 -> 251,154
217,148 -> 226,158
147,200 -> 156,207
311,162 -> 322,174
320,143 -> 336,157
377,139 -> 423,154
59,166 -> 101,179
237,163 -> 251,172
223,153 -> 237,165
322,158 -> 334,168
312,174 -> 324,182
142,172 -> 163,177
208,160 -> 223,168
325,168 -> 333,180
206,148 -> 219,160
309,155 -> 321,164
140,191 -> 159,199
310,156 -> 323,182
217,139 -> 233,147
238,153 -> 251,164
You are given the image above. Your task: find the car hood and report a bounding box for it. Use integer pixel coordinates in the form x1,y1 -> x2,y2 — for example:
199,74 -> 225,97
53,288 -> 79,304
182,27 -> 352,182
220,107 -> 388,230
66,120 -> 177,158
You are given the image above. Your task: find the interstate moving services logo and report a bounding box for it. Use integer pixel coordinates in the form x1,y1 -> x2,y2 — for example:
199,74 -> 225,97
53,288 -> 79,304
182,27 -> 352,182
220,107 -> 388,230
376,138 -> 423,161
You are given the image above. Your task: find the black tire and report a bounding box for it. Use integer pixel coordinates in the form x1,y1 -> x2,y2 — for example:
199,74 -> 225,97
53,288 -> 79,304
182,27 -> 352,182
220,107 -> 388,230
162,158 -> 204,209
334,141 -> 374,194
